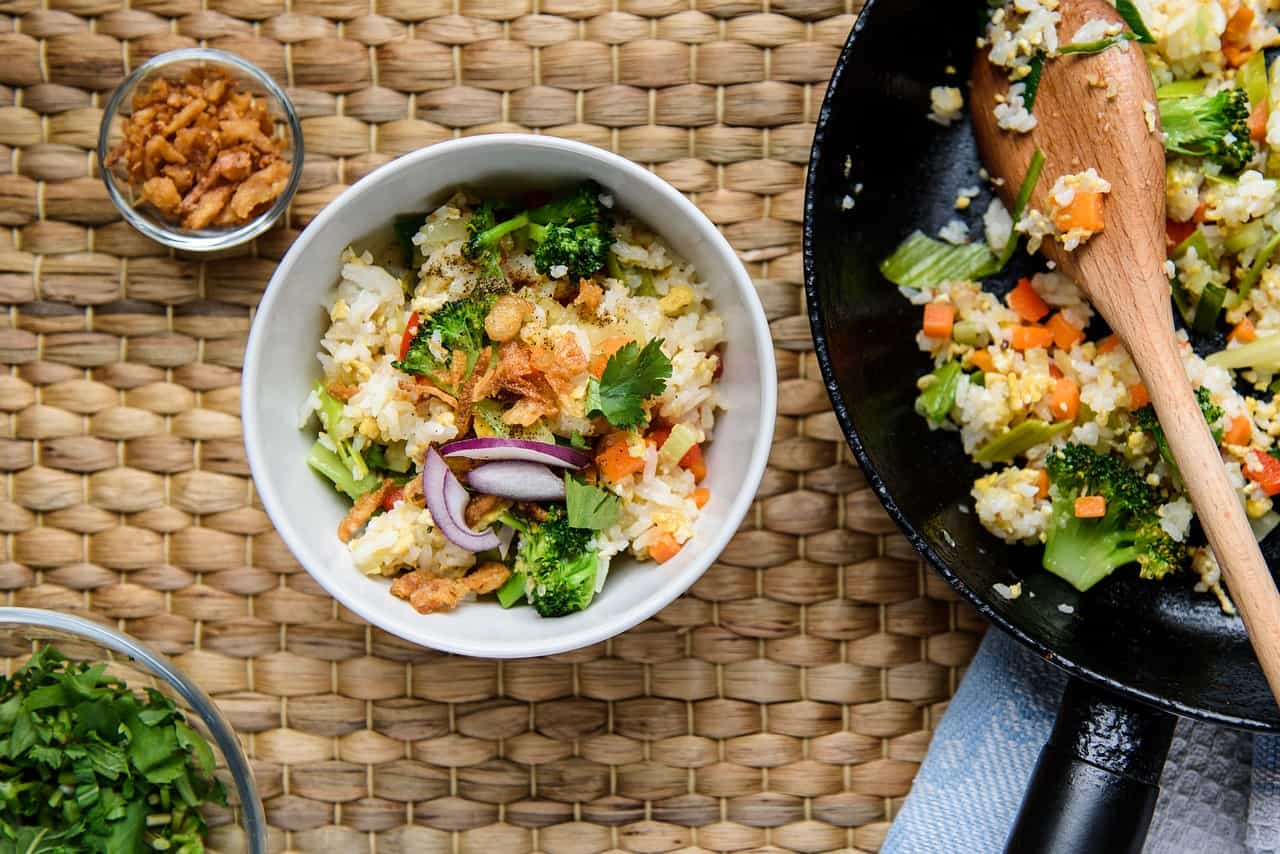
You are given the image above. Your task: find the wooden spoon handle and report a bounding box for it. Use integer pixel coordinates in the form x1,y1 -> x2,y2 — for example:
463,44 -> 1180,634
1126,321 -> 1280,700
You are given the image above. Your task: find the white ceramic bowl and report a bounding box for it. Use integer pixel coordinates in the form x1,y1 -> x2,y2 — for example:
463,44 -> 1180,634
243,134 -> 776,658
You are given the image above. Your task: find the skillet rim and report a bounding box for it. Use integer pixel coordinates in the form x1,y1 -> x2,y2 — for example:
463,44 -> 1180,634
801,0 -> 1277,732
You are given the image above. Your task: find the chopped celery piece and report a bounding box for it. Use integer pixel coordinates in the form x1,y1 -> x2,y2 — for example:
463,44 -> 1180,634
313,381 -> 370,482
1024,54 -> 1044,109
952,320 -> 990,347
384,441 -> 412,473
1225,219 -> 1266,254
1156,78 -> 1207,100
1192,283 -> 1226,334
659,423 -> 699,467
1252,510 -> 1280,542
1239,230 -> 1280,298
606,251 -> 657,296
917,361 -> 963,424
1207,332 -> 1280,370
1172,228 -> 1213,262
307,442 -> 381,500
880,232 -> 996,289
1115,0 -> 1155,43
497,571 -> 528,608
973,419 -> 1072,464
1243,50 -> 1269,110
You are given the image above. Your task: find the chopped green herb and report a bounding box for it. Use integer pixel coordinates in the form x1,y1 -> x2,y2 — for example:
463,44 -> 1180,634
585,339 -> 673,429
981,147 -> 1047,275
1116,0 -> 1155,44
0,646 -> 226,853
564,475 -> 621,531
1192,282 -> 1227,335
1058,33 -> 1136,55
1023,53 -> 1045,110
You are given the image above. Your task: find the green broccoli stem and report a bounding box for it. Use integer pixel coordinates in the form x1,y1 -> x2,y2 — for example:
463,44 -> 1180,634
1043,507 -> 1140,592
307,442 -> 381,500
472,212 -> 530,250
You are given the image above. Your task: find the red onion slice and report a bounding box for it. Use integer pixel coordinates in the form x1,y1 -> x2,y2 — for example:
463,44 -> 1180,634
468,461 -> 567,502
423,448 -> 501,553
440,437 -> 589,469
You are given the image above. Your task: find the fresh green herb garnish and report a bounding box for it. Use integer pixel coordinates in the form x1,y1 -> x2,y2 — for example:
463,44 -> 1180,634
1023,53 -> 1045,110
1115,0 -> 1155,44
1058,33 -> 1136,55
564,475 -> 621,531
0,646 -> 227,853
585,338 -> 673,428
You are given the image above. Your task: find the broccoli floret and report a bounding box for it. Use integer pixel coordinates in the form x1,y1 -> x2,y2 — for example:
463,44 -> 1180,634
527,220 -> 611,280
464,201 -> 507,289
1159,88 -> 1255,174
393,294 -> 495,389
464,182 -> 609,283
1042,444 -> 1186,591
1134,386 -> 1224,478
514,506 -> 602,618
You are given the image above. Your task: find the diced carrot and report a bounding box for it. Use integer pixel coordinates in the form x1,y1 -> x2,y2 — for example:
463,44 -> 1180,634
1035,469 -> 1050,500
1128,383 -> 1150,410
647,424 -> 672,449
1250,101 -> 1270,143
596,431 -> 646,483
1010,324 -> 1054,351
589,336 -> 633,379
1052,190 -> 1105,234
1231,317 -> 1258,343
1166,218 -> 1197,251
1224,415 -> 1253,446
1098,335 -> 1122,354
969,350 -> 996,373
1049,363 -> 1064,379
649,532 -> 683,564
1246,450 -> 1280,496
1008,278 -> 1051,323
1074,495 -> 1107,519
693,487 -> 711,508
1047,377 -> 1080,423
1222,5 -> 1255,67
1046,311 -> 1085,350
923,302 -> 956,339
681,443 -> 707,482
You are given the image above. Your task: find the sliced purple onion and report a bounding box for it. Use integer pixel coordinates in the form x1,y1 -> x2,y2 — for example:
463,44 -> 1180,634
440,437 -> 589,469
423,448 -> 501,553
468,460 -> 567,502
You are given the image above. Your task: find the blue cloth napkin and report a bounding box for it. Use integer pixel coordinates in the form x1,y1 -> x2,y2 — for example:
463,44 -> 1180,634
882,629 -> 1280,854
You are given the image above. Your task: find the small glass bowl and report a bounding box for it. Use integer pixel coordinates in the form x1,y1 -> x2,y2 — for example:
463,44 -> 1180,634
0,608 -> 266,854
96,48 -> 304,253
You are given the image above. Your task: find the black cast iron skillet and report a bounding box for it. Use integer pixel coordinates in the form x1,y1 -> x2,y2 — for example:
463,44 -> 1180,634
804,2 -> 1280,852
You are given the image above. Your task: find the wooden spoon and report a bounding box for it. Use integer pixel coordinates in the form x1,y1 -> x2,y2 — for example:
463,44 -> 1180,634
971,0 -> 1280,703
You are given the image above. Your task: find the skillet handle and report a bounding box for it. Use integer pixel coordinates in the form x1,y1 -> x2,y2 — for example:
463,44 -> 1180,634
1003,677 -> 1175,854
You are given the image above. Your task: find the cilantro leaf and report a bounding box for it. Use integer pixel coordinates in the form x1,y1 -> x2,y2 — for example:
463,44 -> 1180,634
565,475 -> 621,531
585,338 -> 672,428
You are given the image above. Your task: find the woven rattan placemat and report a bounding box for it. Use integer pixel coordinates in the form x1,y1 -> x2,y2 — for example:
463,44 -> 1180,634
0,1 -> 988,850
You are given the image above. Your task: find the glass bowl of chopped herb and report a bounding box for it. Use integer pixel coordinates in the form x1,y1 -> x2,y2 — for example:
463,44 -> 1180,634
0,608 -> 266,853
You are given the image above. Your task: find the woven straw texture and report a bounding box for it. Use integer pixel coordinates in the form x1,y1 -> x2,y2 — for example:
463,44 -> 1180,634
0,0 -> 989,851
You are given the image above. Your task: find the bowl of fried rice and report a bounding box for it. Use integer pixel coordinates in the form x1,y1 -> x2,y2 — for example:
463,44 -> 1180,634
243,134 -> 776,658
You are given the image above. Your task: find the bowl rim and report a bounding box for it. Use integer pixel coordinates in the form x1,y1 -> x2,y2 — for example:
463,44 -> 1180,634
95,47 -> 305,253
242,133 -> 777,658
0,607 -> 268,849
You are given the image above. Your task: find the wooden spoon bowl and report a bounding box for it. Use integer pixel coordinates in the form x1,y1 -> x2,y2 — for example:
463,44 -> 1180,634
971,0 -> 1280,704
